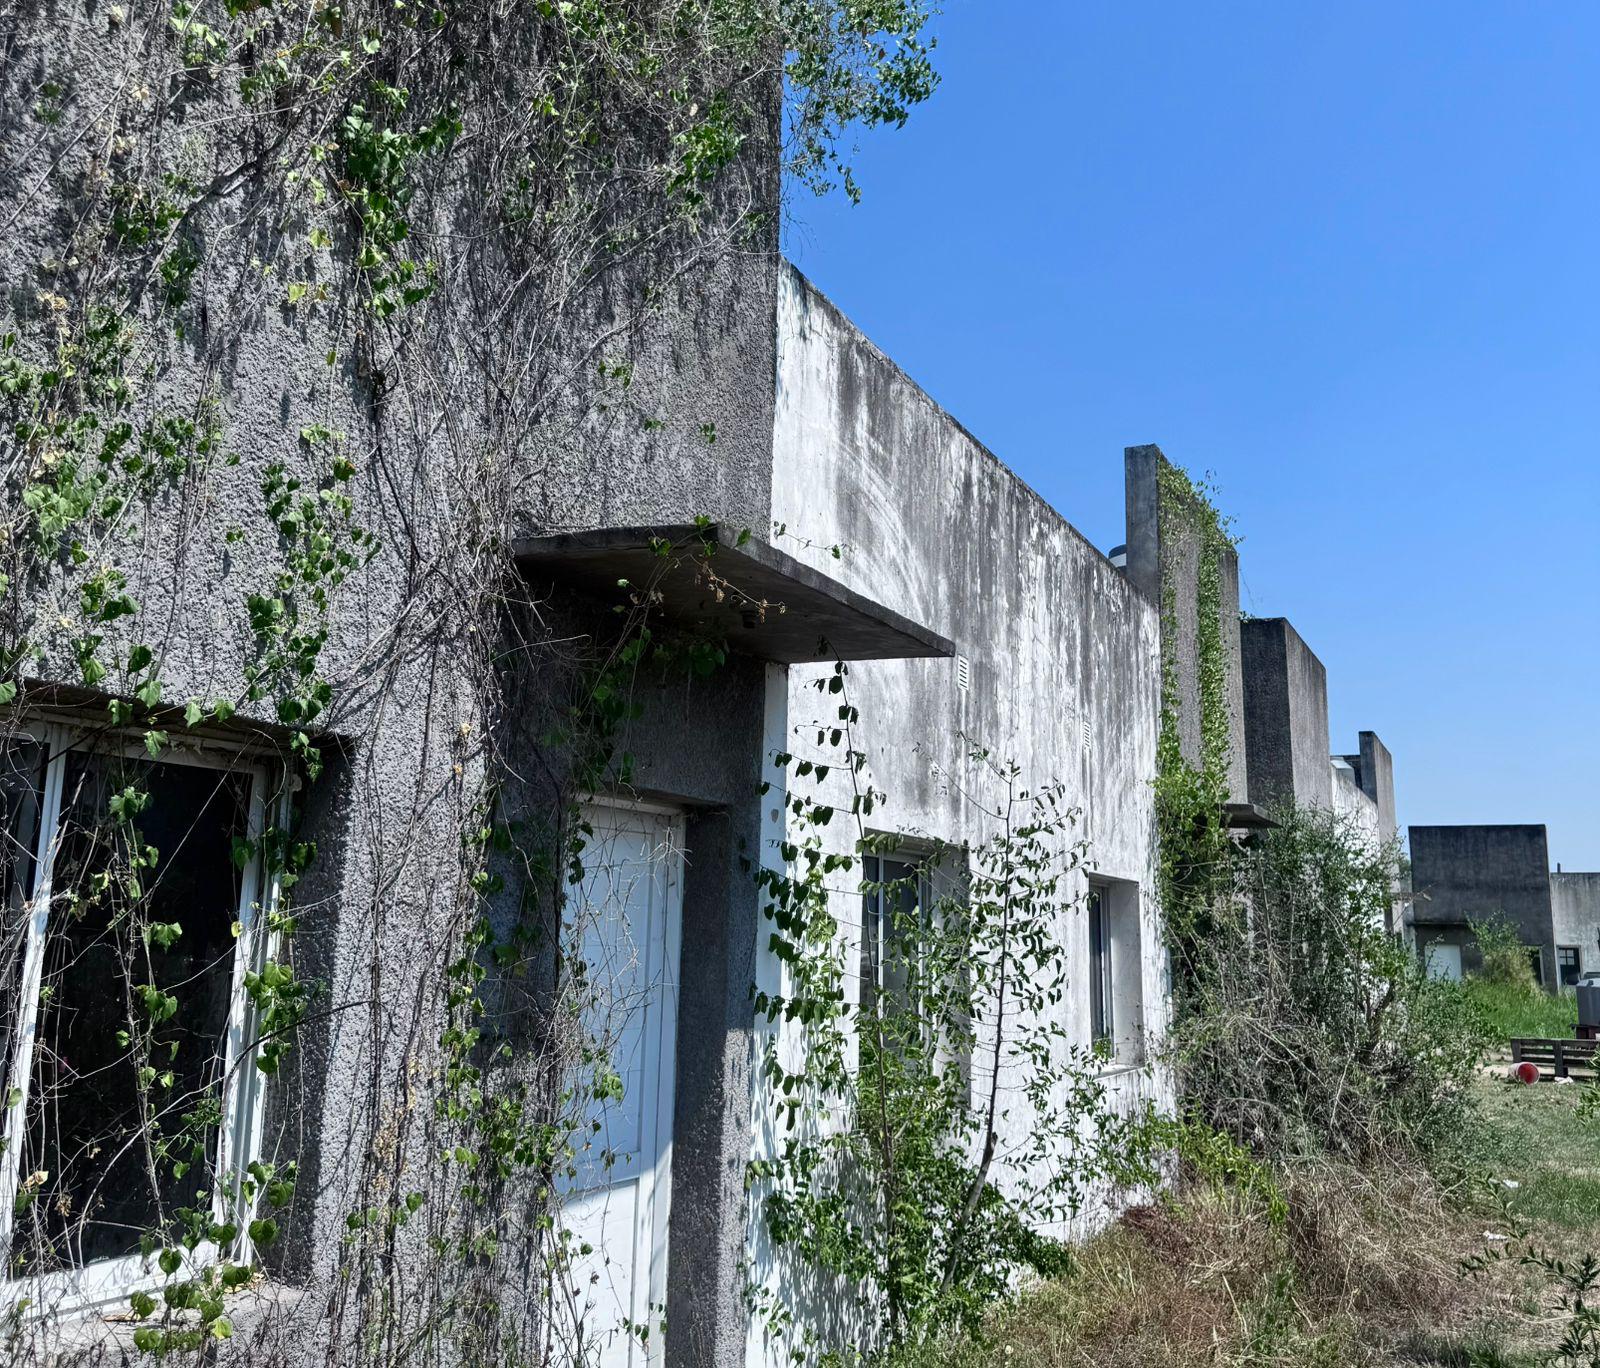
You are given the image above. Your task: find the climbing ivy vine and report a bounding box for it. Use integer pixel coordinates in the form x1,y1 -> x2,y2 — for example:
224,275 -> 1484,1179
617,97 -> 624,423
0,0 -> 937,1360
1151,460 -> 1239,998
747,662 -> 1161,1364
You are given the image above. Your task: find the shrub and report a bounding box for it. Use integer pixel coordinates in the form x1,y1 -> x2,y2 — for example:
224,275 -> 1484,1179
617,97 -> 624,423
1470,916 -> 1540,993
1170,803 -> 1491,1166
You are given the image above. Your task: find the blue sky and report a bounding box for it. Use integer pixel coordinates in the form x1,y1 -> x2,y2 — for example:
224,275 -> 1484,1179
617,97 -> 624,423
784,1 -> 1600,868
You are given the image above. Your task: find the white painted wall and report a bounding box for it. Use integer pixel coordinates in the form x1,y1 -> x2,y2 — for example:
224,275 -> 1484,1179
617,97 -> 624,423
745,268 -> 1172,1365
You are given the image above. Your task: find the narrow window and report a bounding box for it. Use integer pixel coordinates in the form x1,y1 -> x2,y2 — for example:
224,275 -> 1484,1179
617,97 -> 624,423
1558,946 -> 1581,989
859,854 -> 922,1018
0,724 -> 275,1300
859,850 -> 969,1086
1088,886 -> 1113,1051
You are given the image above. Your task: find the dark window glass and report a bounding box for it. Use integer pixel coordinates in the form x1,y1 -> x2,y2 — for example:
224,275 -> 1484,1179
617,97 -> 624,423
1559,946 -> 1581,988
1089,888 -> 1113,1048
860,856 -> 920,1017
11,752 -> 250,1273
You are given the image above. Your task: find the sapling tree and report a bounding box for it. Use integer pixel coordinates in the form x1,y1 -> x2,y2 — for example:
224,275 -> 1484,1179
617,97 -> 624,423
749,663 -> 1158,1363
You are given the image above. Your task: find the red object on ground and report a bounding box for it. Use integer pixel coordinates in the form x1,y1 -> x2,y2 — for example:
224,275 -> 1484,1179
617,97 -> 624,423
1514,1061 -> 1540,1085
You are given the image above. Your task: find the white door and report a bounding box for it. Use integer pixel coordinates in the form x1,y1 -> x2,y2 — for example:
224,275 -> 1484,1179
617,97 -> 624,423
558,802 -> 684,1368
1425,942 -> 1462,982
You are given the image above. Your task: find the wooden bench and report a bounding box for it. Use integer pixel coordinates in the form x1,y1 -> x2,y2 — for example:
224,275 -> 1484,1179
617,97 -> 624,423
1510,1037 -> 1600,1079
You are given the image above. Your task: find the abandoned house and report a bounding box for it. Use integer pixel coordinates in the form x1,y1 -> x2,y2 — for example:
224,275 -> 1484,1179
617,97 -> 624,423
0,270 -> 1402,1366
1408,825 -> 1600,987
0,13 -> 1403,1363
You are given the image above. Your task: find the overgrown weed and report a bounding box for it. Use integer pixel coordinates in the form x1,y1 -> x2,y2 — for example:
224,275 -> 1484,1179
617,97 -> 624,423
1462,979 -> 1578,1044
968,1146 -> 1541,1367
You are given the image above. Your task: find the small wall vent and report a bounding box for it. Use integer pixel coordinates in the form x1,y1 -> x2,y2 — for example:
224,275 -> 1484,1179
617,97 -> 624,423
955,654 -> 970,691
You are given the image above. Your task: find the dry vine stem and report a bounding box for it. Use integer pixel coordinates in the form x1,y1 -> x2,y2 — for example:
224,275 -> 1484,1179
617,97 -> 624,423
0,0 -> 934,1362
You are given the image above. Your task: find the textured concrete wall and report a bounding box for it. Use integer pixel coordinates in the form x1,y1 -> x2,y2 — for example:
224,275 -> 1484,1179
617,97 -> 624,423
1357,732 -> 1397,848
1240,618 -> 1331,810
1409,825 -> 1555,983
1552,873 -> 1600,979
760,267 -> 1168,1361
0,10 -> 784,1357
1330,760 -> 1379,845
1124,447 -> 1248,800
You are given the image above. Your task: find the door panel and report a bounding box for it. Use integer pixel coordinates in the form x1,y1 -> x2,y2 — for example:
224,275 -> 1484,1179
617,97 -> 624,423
559,803 -> 683,1368
1425,942 -> 1462,982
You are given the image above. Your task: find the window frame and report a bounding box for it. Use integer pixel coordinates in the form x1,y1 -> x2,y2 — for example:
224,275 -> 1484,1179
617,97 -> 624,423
0,717 -> 284,1315
859,852 -> 935,1019
1087,884 -> 1114,1052
1558,945 -> 1582,989
858,847 -> 971,1092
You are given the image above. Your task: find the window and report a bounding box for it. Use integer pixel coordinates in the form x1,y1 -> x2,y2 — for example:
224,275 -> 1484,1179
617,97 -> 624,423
0,721 -> 278,1306
1086,880 -> 1144,1065
859,852 -> 968,1084
1088,887 -> 1114,1051
1527,947 -> 1546,987
859,854 -> 931,1019
1559,946 -> 1582,989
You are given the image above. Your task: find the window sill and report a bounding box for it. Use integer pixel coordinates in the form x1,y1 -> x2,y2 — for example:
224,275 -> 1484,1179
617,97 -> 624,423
19,1274 -> 302,1353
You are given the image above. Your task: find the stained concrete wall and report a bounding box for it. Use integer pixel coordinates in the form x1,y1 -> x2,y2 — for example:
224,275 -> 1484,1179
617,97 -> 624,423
1124,447 -> 1249,800
1241,618 -> 1331,811
1356,732 -> 1397,848
1552,873 -> 1600,981
0,12 -> 785,1358
760,266 -> 1168,1361
1409,825 -> 1555,983
1330,759 -> 1379,843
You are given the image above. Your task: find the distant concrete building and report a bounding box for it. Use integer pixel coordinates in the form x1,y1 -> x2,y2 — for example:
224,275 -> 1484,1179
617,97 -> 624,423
1241,618 -> 1330,811
1238,617 -> 1396,862
1404,823 -> 1599,987
1552,872 -> 1600,985
1335,732 -> 1397,850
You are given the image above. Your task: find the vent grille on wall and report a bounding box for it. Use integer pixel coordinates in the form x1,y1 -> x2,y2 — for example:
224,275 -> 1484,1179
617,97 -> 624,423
955,655 -> 970,691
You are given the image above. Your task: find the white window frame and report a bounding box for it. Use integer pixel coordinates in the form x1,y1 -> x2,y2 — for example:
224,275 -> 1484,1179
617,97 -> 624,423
0,717 -> 284,1316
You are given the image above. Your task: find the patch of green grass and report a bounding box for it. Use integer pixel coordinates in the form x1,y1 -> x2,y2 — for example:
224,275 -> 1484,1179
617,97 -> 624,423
1479,1078 -> 1600,1231
1458,979 -> 1578,1042
1393,1327 -> 1541,1366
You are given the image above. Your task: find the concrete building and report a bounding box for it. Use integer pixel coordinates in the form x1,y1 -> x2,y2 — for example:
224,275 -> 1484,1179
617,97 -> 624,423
1409,825 -> 1600,987
1241,618 -> 1330,813
1238,617 -> 1396,856
0,22 -> 1401,1360
2,253 -> 1194,1363
1552,872 -> 1600,985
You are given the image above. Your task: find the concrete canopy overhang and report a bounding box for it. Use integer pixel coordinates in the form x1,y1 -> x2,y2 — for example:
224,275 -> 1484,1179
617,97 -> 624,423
1224,802 -> 1279,832
512,524 -> 954,665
